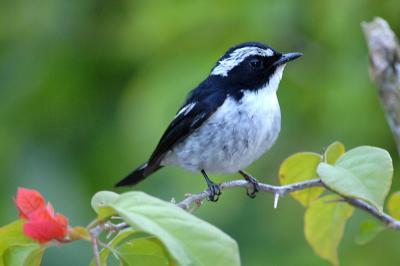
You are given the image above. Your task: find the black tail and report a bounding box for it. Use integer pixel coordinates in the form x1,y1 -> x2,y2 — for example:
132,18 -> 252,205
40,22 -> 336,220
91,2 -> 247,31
115,162 -> 163,187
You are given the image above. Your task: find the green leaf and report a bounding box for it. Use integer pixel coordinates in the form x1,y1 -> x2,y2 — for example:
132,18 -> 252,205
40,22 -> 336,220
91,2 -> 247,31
279,152 -> 324,206
116,238 -> 173,266
354,219 -> 385,245
324,141 -> 345,165
304,195 -> 354,266
3,244 -> 44,266
0,220 -> 35,258
91,191 -> 119,212
99,191 -> 240,266
90,229 -> 138,266
317,146 -> 393,213
91,191 -> 119,219
387,191 -> 400,220
0,220 -> 35,248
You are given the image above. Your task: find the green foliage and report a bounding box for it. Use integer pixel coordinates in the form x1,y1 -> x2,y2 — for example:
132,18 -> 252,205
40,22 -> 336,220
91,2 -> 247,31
324,141 -> 346,165
279,152 -> 323,206
91,191 -> 119,220
92,191 -> 240,266
387,191 -> 400,220
91,229 -> 172,266
0,220 -> 43,266
317,146 -> 393,213
354,220 -> 385,245
3,244 -> 44,266
92,229 -> 137,266
278,142 -> 394,265
91,191 -> 119,213
116,238 -> 172,266
304,195 -> 354,266
88,143 -> 393,266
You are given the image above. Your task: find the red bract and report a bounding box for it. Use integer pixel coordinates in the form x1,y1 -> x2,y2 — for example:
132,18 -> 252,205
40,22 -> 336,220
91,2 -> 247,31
15,188 -> 46,219
15,187 -> 69,244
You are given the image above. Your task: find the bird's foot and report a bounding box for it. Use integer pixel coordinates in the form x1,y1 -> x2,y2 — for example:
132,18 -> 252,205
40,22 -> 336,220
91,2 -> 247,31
246,179 -> 259,198
207,182 -> 221,202
201,170 -> 221,202
239,171 -> 260,198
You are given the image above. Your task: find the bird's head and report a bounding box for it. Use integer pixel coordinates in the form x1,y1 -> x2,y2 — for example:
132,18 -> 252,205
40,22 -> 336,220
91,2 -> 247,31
210,42 -> 302,92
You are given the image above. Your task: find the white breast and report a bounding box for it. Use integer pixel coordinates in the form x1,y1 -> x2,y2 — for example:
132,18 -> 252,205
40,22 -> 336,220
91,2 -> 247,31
162,66 -> 285,173
162,89 -> 281,174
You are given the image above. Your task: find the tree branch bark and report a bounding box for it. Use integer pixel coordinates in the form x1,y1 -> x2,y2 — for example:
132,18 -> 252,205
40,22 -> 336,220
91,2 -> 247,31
362,17 -> 400,155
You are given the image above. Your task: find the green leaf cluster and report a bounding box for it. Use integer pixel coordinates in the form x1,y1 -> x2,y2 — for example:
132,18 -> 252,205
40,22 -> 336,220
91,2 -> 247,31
0,220 -> 44,266
91,191 -> 240,266
279,142 -> 395,265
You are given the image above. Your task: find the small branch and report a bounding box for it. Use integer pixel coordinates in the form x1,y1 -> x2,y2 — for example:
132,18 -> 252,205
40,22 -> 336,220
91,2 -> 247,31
176,177 -> 400,229
89,222 -> 129,266
176,178 -> 322,209
345,197 -> 400,229
90,223 -> 104,266
362,17 -> 400,155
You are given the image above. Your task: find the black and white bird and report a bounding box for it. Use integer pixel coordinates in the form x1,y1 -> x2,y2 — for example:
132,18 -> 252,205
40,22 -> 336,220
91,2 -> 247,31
115,42 -> 302,201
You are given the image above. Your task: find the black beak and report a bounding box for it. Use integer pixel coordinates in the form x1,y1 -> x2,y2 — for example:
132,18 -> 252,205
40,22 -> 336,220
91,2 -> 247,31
273,52 -> 303,67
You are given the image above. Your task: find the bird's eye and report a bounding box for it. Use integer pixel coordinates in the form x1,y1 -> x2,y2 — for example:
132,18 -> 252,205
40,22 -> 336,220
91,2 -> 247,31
249,58 -> 263,70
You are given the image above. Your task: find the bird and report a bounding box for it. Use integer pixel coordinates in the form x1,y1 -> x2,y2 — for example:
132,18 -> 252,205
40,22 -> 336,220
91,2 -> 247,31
115,42 -> 302,201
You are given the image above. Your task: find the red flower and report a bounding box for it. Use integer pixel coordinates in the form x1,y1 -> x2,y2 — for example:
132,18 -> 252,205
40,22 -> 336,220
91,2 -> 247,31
15,188 -> 46,219
15,187 -> 69,244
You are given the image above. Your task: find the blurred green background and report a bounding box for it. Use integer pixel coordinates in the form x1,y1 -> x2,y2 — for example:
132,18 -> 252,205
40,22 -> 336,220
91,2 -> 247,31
1,0 -> 400,265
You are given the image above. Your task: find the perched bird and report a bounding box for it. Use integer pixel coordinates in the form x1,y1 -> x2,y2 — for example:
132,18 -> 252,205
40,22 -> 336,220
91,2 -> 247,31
116,42 -> 302,201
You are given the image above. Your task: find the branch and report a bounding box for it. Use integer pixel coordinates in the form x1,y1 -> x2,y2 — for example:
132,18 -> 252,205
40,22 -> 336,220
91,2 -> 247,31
89,176 -> 400,263
175,178 -> 400,229
89,222 -> 129,266
362,17 -> 400,155
176,178 -> 322,210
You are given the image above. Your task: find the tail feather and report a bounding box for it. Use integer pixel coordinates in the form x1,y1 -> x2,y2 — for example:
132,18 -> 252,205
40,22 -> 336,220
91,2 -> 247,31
115,162 -> 162,187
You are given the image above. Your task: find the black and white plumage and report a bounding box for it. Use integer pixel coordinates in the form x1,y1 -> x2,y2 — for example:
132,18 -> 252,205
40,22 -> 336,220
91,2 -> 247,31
116,42 -> 302,200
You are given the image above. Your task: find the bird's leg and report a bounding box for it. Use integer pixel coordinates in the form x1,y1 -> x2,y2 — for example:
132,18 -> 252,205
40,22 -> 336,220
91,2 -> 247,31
239,170 -> 260,198
201,170 -> 221,202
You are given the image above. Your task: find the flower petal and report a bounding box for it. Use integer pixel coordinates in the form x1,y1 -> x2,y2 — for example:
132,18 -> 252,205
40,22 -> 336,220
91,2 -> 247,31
23,208 -> 69,244
15,188 -> 46,219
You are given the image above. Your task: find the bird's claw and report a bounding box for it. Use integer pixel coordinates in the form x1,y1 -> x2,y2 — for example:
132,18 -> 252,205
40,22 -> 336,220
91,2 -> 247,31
207,183 -> 221,202
246,177 -> 260,199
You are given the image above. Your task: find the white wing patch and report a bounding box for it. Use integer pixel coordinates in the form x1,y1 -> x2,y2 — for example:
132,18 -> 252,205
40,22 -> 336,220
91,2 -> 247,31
175,102 -> 196,118
211,47 -> 274,77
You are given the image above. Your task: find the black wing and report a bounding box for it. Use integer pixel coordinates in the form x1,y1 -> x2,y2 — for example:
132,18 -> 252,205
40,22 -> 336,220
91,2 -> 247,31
145,80 -> 226,173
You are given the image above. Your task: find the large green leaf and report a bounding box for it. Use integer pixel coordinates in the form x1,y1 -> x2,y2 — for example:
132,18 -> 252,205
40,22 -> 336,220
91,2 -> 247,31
354,219 -> 385,245
117,238 -> 173,266
387,191 -> 400,220
317,146 -> 393,213
324,141 -> 345,165
304,195 -> 354,266
3,244 -> 43,266
95,191 -> 240,266
279,152 -> 324,206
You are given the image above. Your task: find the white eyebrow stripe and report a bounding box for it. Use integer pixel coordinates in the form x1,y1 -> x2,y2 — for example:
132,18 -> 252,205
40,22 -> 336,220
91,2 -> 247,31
211,47 -> 274,77
175,102 -> 196,118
